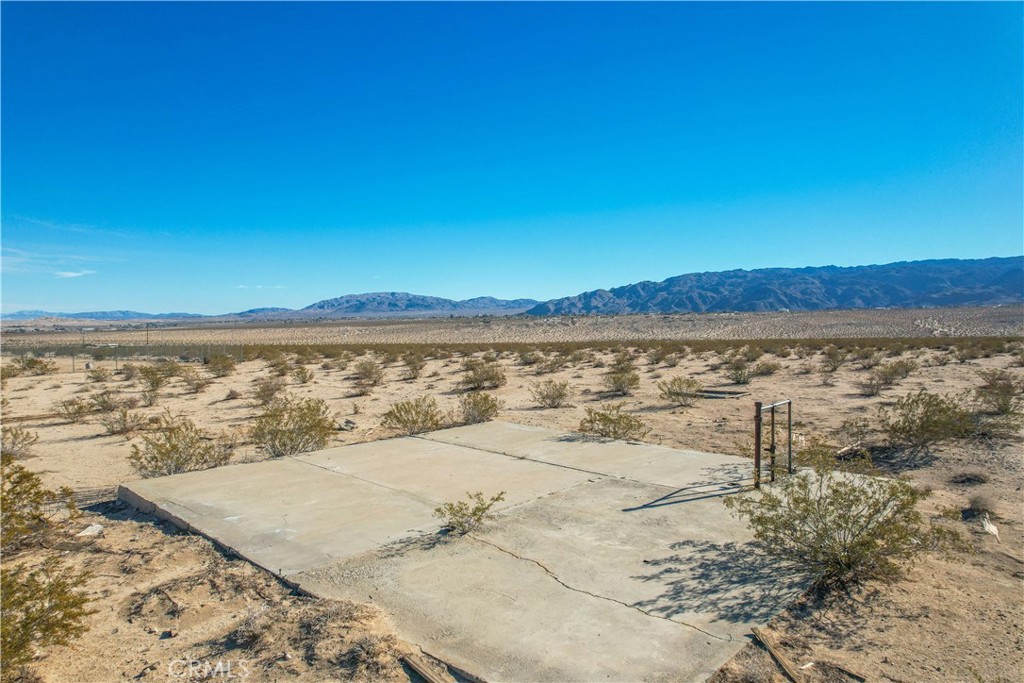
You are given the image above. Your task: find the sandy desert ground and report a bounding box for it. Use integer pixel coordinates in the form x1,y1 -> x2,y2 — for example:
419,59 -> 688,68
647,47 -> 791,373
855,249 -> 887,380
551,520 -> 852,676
2,310 -> 1023,683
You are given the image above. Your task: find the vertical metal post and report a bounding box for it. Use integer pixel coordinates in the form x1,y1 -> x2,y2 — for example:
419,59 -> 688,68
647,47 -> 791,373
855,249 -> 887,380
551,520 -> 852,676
753,401 -> 762,489
769,405 -> 777,483
787,400 -> 794,474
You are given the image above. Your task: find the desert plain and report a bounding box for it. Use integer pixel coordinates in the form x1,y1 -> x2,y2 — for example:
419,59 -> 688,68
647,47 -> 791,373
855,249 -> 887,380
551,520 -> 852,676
2,306 -> 1023,683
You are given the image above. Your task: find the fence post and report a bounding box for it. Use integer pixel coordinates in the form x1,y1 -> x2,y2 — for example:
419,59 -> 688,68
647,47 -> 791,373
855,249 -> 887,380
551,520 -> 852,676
753,401 -> 762,489
787,400 -> 794,474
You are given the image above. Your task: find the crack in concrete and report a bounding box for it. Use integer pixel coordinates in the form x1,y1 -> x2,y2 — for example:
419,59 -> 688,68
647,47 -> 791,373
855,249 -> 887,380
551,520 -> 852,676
466,534 -> 733,642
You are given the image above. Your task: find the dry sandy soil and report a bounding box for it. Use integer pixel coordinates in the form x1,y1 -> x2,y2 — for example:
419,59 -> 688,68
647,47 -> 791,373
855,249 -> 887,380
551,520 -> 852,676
2,311 -> 1023,683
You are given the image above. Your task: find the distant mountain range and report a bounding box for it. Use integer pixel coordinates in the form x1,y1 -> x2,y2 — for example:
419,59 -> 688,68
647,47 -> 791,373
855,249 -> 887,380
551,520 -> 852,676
526,257 -> 1024,315
3,257 -> 1021,322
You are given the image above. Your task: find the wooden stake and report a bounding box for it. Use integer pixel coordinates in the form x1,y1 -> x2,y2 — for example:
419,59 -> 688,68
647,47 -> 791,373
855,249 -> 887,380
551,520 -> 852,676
751,627 -> 802,683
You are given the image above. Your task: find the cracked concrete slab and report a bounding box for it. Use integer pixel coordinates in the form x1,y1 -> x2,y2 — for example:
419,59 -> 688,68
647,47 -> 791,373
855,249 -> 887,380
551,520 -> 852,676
119,422 -> 805,682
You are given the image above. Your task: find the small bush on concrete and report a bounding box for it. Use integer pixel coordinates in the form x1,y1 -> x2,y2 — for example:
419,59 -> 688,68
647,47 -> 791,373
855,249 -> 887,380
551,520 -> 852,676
530,379 -> 572,408
460,392 -> 499,424
381,396 -> 445,435
578,404 -> 650,441
458,359 -> 506,391
251,397 -> 334,457
128,411 -> 232,477
724,440 -> 967,590
658,377 -> 702,407
434,491 -> 506,535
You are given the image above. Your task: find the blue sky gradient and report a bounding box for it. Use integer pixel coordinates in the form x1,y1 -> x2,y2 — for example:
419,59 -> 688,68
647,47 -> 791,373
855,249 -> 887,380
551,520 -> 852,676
2,2 -> 1021,314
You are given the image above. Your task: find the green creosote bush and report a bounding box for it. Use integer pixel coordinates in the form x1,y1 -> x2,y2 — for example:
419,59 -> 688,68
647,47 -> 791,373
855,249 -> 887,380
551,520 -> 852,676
54,397 -> 93,423
610,351 -> 637,374
402,353 -> 426,380
458,358 -> 506,391
578,404 -> 650,441
12,356 -> 58,376
86,367 -> 111,383
205,353 -> 237,378
99,407 -> 147,439
1,557 -> 94,680
250,376 -> 286,407
1,452 -> 77,553
724,437 -> 969,590
530,379 -> 572,408
518,350 -> 542,366
433,491 -> 506,535
974,369 -> 1024,416
605,370 -> 640,396
119,363 -> 140,380
459,392 -> 499,424
139,365 -> 170,391
250,396 -> 335,458
819,345 -> 847,373
179,367 -> 213,394
352,359 -> 385,387
751,360 -> 781,377
877,390 -> 974,450
128,411 -> 233,478
657,376 -> 703,407
1,426 -> 39,461
726,360 -> 751,385
90,390 -> 138,413
292,366 -> 315,384
381,396 -> 445,435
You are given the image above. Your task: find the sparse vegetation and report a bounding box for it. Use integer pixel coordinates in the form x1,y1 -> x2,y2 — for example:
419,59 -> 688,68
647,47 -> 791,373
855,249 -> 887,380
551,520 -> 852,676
206,353 -> 237,377
250,376 -> 286,406
724,439 -> 967,590
605,370 -> 640,396
578,404 -> 650,441
381,396 -> 445,435
12,356 -> 57,376
458,358 -> 506,391
530,379 -> 572,408
402,353 -> 426,380
292,366 -> 315,384
878,390 -> 975,450
128,411 -> 233,477
974,369 -> 1023,415
55,397 -> 93,423
179,367 -> 213,393
1,426 -> 39,460
98,408 -> 147,438
433,490 -> 506,534
1,453 -> 75,553
251,396 -> 335,457
658,376 -> 703,407
86,367 -> 111,383
352,359 -> 384,388
460,392 -> 499,424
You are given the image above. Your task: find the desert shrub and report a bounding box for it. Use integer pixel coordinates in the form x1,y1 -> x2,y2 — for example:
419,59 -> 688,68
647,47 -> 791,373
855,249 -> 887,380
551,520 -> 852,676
141,390 -> 159,407
955,345 -> 981,363
381,396 -> 445,435
751,361 -> 781,377
1,453 -> 76,553
179,367 -> 213,394
90,390 -> 135,413
352,359 -> 384,387
268,358 -> 291,377
610,351 -> 637,374
86,367 -> 111,383
292,366 -> 315,384
54,397 -> 93,423
974,369 -> 1024,415
605,370 -> 640,396
740,346 -> 764,363
128,411 -> 232,478
402,353 -> 426,380
206,353 -> 236,377
658,377 -> 703,407
251,397 -> 334,457
139,365 -> 170,391
518,350 -> 542,366
530,379 -> 572,408
433,491 -> 506,535
724,443 -> 966,590
458,359 -> 506,391
578,404 -> 650,441
12,357 -> 57,376
854,349 -> 882,370
224,389 -> 241,401
1,557 -> 93,679
1,426 -> 39,461
99,408 -> 146,438
966,494 -> 997,516
878,390 -> 974,450
536,354 -> 568,375
345,633 -> 401,678
250,376 -> 286,406
119,363 -> 140,380
647,347 -> 671,366
726,360 -> 751,385
460,392 -> 499,424
819,346 -> 846,372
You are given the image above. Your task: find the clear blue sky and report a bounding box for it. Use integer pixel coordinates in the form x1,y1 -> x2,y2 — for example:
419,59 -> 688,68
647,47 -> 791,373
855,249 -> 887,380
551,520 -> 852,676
2,2 -> 1021,314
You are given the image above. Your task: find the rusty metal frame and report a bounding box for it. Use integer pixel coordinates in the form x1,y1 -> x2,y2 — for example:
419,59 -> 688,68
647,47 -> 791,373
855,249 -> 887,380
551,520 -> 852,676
753,399 -> 793,489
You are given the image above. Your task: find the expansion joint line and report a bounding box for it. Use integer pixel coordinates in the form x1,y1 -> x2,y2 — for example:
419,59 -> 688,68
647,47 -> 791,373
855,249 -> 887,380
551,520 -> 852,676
465,534 -> 732,642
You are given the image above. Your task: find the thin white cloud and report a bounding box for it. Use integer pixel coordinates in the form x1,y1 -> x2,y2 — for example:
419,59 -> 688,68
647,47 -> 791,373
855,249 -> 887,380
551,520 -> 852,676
2,247 -> 118,275
55,270 -> 96,279
236,284 -> 286,290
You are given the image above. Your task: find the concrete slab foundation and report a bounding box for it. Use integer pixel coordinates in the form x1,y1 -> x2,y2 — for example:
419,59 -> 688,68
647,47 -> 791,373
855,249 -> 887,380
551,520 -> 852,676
119,422 -> 805,682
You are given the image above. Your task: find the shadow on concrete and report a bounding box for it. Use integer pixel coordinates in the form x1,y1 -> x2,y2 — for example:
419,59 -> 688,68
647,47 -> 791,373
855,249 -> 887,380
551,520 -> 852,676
631,539 -> 805,624
621,479 -> 749,510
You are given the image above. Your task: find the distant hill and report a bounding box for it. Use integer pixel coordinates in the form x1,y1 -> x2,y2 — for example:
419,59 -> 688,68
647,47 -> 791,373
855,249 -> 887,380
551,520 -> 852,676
525,257 -> 1024,316
300,292 -> 538,317
0,309 -> 205,321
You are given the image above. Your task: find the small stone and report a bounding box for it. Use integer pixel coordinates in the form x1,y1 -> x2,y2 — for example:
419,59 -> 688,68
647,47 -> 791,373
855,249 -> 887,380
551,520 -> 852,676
76,523 -> 105,537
